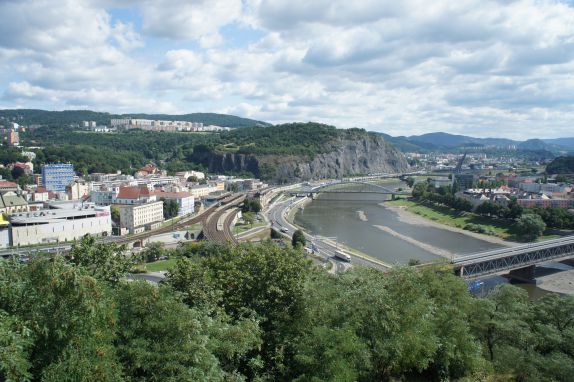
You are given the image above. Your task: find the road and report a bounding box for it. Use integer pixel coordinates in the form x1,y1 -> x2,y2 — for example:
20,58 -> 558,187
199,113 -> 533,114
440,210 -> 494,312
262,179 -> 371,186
267,196 -> 387,272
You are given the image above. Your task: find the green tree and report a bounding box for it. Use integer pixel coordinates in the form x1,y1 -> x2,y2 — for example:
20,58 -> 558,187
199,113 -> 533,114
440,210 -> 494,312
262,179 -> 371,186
115,281 -> 260,381
515,213 -> 546,241
110,205 -> 120,225
242,211 -> 255,227
291,229 -> 306,248
162,198 -> 179,220
405,176 -> 416,188
166,242 -> 312,378
69,235 -> 134,283
141,242 -> 165,263
0,256 -> 123,381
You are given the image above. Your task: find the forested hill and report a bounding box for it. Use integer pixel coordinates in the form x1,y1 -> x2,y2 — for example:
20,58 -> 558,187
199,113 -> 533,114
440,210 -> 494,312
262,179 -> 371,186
0,109 -> 270,128
546,156 -> 574,174
20,122 -> 407,180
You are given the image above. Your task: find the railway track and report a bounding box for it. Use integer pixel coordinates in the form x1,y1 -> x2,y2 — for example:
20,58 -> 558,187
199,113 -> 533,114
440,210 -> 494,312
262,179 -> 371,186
114,193 -> 243,245
203,194 -> 245,243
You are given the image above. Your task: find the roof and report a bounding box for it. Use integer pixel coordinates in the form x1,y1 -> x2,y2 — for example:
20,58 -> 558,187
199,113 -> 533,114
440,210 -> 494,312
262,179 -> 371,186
154,191 -> 193,199
0,194 -> 28,208
0,181 -> 17,188
117,185 -> 152,200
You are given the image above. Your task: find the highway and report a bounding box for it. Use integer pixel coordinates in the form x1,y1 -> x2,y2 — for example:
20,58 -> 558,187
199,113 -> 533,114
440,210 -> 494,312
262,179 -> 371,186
267,196 -> 388,272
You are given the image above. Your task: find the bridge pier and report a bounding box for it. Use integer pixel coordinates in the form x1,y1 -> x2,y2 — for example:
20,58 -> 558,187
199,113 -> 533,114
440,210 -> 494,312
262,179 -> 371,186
507,265 -> 536,284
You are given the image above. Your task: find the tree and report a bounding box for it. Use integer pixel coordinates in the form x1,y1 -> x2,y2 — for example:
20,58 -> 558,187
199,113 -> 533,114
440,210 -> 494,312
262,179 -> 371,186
141,242 -> 165,263
162,198 -> 179,220
115,281 -> 260,381
0,256 -> 123,381
110,205 -> 120,225
405,177 -> 416,188
187,175 -> 198,182
166,242 -> 312,377
242,211 -> 255,227
242,198 -> 262,214
69,234 -> 134,283
291,229 -> 306,248
515,213 -> 546,241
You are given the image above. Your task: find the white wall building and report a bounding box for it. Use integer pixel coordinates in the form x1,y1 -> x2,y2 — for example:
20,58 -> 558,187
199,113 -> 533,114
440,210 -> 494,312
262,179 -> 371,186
9,203 -> 112,246
117,201 -> 164,234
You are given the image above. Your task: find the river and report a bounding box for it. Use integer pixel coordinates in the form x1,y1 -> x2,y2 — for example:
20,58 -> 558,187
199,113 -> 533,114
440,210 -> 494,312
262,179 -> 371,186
293,180 -> 563,298
294,181 -> 500,265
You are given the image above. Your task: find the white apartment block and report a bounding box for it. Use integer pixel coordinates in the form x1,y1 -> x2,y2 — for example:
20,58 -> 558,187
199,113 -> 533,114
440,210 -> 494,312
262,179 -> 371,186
118,201 -> 164,234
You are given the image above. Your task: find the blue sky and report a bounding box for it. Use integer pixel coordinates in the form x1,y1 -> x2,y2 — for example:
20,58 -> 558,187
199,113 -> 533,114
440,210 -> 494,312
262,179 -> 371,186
1,0 -> 574,139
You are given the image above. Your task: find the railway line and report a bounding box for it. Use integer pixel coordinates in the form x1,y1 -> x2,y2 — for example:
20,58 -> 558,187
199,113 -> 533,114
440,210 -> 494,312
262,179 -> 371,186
202,194 -> 245,243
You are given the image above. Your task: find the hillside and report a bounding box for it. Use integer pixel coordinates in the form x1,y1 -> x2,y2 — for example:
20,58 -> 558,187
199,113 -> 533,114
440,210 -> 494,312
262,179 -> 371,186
379,131 -> 573,155
546,156 -> 574,174
21,122 -> 408,181
0,109 -> 269,128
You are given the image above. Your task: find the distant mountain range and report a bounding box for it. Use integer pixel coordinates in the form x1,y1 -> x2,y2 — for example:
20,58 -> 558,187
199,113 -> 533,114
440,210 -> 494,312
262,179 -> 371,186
378,132 -> 574,154
0,109 -> 270,129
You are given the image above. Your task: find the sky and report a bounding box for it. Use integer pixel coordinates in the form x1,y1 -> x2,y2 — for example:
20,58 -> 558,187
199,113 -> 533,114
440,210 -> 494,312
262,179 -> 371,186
1,0 -> 574,139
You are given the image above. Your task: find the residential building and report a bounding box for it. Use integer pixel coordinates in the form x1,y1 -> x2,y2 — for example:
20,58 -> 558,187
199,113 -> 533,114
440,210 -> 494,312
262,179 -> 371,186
190,184 -> 216,199
118,201 -> 163,234
0,192 -> 29,214
454,174 -> 475,190
7,129 -> 19,146
67,181 -> 90,200
0,180 -> 18,193
90,187 -> 119,205
176,170 -> 205,180
114,185 -> 157,205
9,203 -> 112,246
42,163 -> 75,192
154,191 -> 194,216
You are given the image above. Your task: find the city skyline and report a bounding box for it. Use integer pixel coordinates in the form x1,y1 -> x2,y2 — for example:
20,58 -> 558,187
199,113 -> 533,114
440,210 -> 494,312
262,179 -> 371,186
1,0 -> 574,139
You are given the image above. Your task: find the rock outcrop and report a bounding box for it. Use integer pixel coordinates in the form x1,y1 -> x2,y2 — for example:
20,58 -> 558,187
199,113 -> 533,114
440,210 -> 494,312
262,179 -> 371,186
193,134 -> 409,182
272,135 -> 409,182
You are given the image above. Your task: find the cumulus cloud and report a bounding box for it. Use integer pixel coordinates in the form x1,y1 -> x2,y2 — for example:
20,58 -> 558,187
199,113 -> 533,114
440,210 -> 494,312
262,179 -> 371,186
1,0 -> 574,139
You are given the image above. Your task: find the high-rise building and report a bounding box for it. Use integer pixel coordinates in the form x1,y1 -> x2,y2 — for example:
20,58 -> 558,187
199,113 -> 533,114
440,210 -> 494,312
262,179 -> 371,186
7,129 -> 19,146
42,164 -> 75,192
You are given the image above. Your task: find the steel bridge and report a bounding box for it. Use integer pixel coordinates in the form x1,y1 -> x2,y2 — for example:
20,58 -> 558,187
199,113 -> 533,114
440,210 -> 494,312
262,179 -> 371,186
291,180 -> 410,196
453,236 -> 574,279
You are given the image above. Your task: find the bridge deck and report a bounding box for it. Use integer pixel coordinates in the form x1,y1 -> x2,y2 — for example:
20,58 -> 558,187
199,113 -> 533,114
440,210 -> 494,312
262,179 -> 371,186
454,235 -> 574,278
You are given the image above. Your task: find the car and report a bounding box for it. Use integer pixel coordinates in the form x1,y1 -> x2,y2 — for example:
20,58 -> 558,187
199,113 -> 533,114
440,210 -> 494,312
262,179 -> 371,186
280,227 -> 289,233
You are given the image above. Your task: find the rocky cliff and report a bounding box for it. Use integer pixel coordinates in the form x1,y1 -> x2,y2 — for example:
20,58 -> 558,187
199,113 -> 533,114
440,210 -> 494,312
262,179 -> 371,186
272,135 -> 409,182
193,134 -> 409,182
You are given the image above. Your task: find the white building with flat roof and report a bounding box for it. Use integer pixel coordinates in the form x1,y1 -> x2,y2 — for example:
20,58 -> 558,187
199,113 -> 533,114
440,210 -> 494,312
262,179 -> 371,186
9,203 -> 112,246
117,201 -> 164,235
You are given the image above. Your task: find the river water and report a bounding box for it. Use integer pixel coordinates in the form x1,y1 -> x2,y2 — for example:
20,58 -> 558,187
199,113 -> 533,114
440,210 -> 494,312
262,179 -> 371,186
293,181 -> 562,298
294,181 -> 500,265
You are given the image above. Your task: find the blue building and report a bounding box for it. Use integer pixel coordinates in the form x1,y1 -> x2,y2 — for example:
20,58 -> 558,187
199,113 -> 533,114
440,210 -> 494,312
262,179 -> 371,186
42,164 -> 75,192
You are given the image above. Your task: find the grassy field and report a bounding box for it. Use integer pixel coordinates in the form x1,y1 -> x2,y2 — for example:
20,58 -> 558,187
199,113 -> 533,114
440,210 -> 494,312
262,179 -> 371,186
233,221 -> 267,234
385,199 -> 515,239
144,258 -> 179,272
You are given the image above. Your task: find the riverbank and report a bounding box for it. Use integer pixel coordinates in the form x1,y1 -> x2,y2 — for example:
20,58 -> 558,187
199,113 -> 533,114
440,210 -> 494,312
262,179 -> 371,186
537,269 -> 574,296
383,200 -> 518,247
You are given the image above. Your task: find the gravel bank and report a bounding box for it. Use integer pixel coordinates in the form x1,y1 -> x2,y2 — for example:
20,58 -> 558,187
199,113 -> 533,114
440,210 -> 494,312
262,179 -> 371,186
537,269 -> 574,296
382,204 -> 518,248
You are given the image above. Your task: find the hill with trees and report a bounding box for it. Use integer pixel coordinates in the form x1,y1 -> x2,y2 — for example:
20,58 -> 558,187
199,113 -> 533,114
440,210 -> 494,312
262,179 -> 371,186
0,109 -> 269,128
546,156 -> 574,174
19,123 -> 407,181
1,238 -> 573,381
